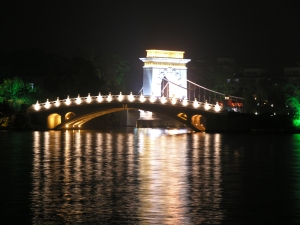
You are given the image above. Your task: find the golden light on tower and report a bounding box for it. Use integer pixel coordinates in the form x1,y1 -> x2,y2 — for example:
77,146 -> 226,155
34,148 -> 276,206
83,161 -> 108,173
146,50 -> 184,59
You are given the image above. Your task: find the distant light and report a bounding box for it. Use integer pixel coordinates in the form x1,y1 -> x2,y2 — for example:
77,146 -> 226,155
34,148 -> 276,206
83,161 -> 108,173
150,95 -> 156,103
255,112 -> 258,115
86,93 -> 92,103
215,102 -> 220,112
76,94 -> 81,104
204,101 -> 210,110
182,97 -> 188,106
171,97 -> 176,105
118,92 -> 123,101
97,92 -> 103,102
193,98 -> 199,108
45,99 -> 50,109
107,93 -> 112,102
139,93 -> 145,102
128,92 -> 134,102
34,101 -> 40,111
66,96 -> 71,105
160,96 -> 166,104
55,97 -> 60,107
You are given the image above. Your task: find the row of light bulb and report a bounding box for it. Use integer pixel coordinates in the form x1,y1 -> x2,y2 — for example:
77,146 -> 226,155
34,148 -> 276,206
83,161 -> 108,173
34,92 -> 221,112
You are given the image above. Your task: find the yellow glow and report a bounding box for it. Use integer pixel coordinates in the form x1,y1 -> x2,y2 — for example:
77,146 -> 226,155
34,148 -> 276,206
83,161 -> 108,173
177,113 -> 187,121
47,113 -> 61,129
86,93 -> 91,103
55,97 -> 60,107
128,92 -> 134,102
193,98 -> 199,108
45,99 -> 50,109
34,101 -> 40,111
160,96 -> 166,104
139,94 -> 145,102
76,94 -> 81,104
118,92 -> 123,101
146,49 -> 184,58
143,62 -> 187,69
150,95 -> 156,103
66,124 -> 69,128
66,96 -> 71,105
182,98 -> 188,106
97,92 -> 102,102
215,102 -> 221,112
107,93 -> 112,102
172,97 -> 176,105
65,112 -> 75,121
204,101 -> 210,110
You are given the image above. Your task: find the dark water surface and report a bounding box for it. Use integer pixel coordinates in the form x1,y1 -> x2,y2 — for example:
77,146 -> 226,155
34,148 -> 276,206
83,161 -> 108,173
1,128 -> 300,224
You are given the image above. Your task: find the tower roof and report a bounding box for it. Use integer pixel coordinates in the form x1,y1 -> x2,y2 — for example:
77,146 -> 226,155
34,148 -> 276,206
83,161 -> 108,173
146,50 -> 185,59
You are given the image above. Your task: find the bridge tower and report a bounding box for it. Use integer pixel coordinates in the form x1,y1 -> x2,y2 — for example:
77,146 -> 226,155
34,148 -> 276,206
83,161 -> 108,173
140,50 -> 191,98
137,50 -> 191,128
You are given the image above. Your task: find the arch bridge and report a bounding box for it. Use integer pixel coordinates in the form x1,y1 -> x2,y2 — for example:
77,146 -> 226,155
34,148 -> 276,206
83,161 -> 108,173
27,90 -> 243,132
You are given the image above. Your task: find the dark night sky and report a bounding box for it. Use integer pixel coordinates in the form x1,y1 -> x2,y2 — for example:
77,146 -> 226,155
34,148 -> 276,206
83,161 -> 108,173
1,0 -> 300,87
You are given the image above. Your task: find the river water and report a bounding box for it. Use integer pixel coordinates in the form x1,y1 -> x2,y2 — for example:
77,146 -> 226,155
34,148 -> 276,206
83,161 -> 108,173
0,128 -> 300,224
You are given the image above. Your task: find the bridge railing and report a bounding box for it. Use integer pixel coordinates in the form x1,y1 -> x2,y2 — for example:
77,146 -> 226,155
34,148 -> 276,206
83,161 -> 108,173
160,78 -> 244,104
186,79 -> 244,104
29,92 -> 224,114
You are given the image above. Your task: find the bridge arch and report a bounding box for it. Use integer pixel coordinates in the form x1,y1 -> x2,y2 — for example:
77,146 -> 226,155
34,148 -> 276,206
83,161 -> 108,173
65,112 -> 75,120
47,113 -> 61,129
191,115 -> 206,131
28,93 -> 234,132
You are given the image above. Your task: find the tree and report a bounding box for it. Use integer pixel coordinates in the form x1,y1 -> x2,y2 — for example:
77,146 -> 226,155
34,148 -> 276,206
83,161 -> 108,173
286,84 -> 300,128
0,77 -> 37,110
42,52 -> 130,98
89,53 -> 129,94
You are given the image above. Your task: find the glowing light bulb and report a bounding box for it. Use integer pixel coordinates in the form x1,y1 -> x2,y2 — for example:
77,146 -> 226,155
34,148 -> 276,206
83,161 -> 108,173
66,96 -> 71,105
118,92 -> 123,101
55,97 -> 60,107
107,93 -> 112,102
150,95 -> 156,103
128,92 -> 134,102
86,93 -> 91,103
45,99 -> 50,109
139,93 -> 145,102
182,97 -> 188,106
76,94 -> 81,104
160,96 -> 166,104
204,101 -> 210,110
215,102 -> 220,112
97,92 -> 102,102
171,97 -> 176,105
34,101 -> 40,111
193,98 -> 199,108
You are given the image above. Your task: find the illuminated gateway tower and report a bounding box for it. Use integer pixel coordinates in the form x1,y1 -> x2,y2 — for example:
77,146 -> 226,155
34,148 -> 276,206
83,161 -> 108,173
140,49 -> 190,98
137,50 -> 191,128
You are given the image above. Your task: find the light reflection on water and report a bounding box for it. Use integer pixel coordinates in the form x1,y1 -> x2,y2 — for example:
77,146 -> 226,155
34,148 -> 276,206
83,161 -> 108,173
2,129 -> 300,224
30,129 -> 224,224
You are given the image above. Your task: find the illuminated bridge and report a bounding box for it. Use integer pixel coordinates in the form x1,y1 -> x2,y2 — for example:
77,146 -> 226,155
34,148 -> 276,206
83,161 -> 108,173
27,84 -> 243,132
27,49 -> 244,132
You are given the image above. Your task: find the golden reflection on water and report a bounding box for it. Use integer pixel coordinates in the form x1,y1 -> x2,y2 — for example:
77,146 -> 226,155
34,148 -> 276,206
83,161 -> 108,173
31,129 -> 223,224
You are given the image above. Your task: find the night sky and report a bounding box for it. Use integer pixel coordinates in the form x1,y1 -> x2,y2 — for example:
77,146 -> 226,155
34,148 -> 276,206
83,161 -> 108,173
1,0 -> 300,87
